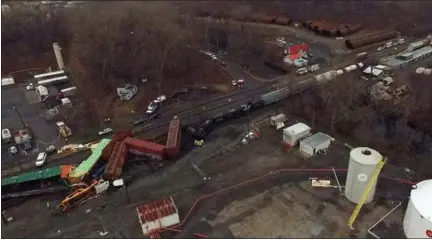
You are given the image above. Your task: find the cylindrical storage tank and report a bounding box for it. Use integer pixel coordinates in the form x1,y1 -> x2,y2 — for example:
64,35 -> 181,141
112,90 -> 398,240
424,69 -> 432,75
323,70 -> 336,80
345,147 -> 382,204
403,179 -> 432,238
349,64 -> 358,71
315,74 -> 325,82
416,67 -> 426,74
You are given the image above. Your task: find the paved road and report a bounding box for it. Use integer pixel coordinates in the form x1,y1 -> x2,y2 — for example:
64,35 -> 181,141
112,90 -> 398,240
1,85 -> 65,167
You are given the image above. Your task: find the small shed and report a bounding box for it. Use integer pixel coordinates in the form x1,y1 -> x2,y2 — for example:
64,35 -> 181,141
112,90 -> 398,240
282,122 -> 311,146
299,132 -> 334,157
61,98 -> 72,108
136,197 -> 180,236
117,84 -> 138,101
270,113 -> 287,129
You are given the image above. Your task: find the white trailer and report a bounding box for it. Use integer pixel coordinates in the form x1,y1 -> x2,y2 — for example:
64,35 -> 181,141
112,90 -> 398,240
61,86 -> 77,97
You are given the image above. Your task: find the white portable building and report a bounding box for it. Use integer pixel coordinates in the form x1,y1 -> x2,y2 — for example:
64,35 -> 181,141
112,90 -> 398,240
282,122 -> 311,146
270,113 -> 287,129
299,132 -> 334,157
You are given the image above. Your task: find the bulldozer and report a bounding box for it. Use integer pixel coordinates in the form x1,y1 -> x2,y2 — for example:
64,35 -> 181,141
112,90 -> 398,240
56,121 -> 72,138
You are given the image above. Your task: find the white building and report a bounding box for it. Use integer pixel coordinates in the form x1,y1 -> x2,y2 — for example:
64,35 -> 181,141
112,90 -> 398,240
117,84 -> 138,101
282,122 -> 311,146
299,132 -> 334,157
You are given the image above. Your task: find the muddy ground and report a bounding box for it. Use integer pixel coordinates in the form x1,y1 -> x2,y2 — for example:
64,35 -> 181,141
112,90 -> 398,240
1,105 -> 412,239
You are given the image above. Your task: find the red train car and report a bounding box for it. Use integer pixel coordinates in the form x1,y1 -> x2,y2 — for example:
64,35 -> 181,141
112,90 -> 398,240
124,137 -> 166,160
103,141 -> 128,180
166,119 -> 182,159
101,130 -> 133,161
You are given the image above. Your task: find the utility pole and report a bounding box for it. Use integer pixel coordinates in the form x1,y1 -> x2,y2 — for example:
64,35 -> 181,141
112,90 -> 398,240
12,106 -> 25,128
2,211 -> 8,225
123,183 -> 130,204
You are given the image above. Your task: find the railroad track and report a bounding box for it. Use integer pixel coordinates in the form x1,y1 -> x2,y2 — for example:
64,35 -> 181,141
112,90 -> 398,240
1,27 -> 405,177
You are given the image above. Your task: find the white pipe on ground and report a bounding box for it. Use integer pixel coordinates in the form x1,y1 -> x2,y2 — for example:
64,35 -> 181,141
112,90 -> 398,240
53,42 -> 65,70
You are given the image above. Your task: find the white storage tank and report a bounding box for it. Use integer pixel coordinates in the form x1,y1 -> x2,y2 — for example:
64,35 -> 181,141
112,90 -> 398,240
424,68 -> 431,76
282,122 -> 311,147
336,69 -> 344,75
323,70 -> 336,80
315,74 -> 325,82
345,147 -> 382,204
403,179 -> 432,239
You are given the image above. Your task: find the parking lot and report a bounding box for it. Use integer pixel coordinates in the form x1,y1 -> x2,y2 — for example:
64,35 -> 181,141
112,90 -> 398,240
1,83 -> 65,167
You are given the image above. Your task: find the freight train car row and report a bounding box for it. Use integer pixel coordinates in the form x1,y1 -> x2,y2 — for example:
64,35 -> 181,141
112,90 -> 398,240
303,20 -> 362,37
345,31 -> 399,49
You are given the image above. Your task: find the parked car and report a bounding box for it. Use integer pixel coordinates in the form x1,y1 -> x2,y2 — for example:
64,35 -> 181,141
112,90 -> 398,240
24,142 -> 31,150
146,101 -> 160,114
232,79 -> 245,87
8,146 -> 18,155
35,152 -> 47,167
46,145 -> 57,155
26,83 -> 35,91
155,95 -> 167,103
98,128 -> 113,136
296,68 -> 308,76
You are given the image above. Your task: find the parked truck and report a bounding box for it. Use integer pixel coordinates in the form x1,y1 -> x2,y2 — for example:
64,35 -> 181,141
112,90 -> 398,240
56,121 -> 72,138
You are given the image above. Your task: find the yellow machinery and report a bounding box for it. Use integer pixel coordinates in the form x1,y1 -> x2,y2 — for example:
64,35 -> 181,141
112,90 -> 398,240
58,180 -> 99,211
348,158 -> 387,228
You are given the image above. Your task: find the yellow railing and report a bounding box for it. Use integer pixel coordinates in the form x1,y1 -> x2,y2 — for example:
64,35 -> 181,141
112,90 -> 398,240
348,158 -> 387,228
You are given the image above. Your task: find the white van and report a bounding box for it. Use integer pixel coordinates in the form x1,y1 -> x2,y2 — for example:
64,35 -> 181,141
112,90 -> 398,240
35,152 -> 47,167
2,128 -> 12,142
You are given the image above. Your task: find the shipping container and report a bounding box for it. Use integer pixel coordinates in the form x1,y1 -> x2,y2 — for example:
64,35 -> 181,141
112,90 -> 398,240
101,130 -> 133,161
166,119 -> 182,158
125,137 -> 166,160
103,141 -> 128,180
